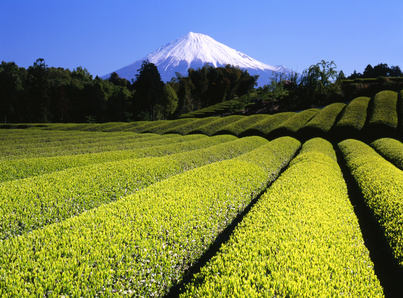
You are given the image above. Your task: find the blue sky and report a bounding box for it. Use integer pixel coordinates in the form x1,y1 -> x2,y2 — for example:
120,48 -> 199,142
1,0 -> 403,78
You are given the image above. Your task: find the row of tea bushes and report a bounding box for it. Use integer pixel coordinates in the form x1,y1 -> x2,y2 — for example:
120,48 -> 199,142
0,136 -> 266,239
183,138 -> 383,297
0,132 -> 186,160
371,138 -> 403,170
22,89 -> 402,142
0,135 -> 234,182
0,137 -> 300,297
339,139 -> 403,268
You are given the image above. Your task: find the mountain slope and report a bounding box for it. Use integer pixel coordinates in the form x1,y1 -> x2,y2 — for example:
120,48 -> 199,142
102,32 -> 292,86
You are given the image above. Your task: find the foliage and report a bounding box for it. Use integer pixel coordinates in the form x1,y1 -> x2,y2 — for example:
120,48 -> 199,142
0,134 -> 263,239
371,138 -> 403,170
301,102 -> 346,134
368,90 -> 398,129
334,96 -> 371,131
184,138 -> 382,297
339,139 -> 403,268
171,64 -> 258,116
349,63 -> 403,79
0,136 -> 300,297
297,60 -> 342,107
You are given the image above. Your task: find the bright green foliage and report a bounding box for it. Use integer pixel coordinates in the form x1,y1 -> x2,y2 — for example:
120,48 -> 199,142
165,117 -> 218,135
125,120 -> 169,133
184,138 -> 383,297
0,132 -> 192,160
240,112 -> 295,137
0,134 -> 235,182
214,114 -> 270,136
368,90 -> 398,129
398,89 -> 403,130
371,138 -> 403,170
0,136 -> 265,239
335,96 -> 371,130
269,108 -> 319,135
301,102 -> 346,132
188,115 -> 246,136
179,100 -> 235,118
140,118 -> 197,134
0,137 -> 300,297
339,139 -> 403,268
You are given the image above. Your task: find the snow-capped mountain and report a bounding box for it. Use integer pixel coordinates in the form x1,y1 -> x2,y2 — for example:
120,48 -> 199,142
102,32 -> 292,86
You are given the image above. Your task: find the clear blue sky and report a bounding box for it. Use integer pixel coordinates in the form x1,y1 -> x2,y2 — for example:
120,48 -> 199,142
1,0 -> 402,78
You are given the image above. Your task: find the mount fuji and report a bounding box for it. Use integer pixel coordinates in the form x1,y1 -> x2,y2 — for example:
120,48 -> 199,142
102,32 -> 292,86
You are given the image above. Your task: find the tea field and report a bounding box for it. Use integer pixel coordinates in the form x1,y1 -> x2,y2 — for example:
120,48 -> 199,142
1,90 -> 403,297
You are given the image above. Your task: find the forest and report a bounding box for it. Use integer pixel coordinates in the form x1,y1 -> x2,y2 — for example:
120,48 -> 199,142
0,58 -> 402,123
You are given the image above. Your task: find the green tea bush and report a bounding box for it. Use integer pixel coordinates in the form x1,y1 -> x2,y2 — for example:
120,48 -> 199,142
299,103 -> 346,139
367,90 -> 398,138
213,114 -> 269,136
0,136 -> 264,239
239,112 -> 295,138
371,138 -> 403,170
0,134 -> 234,182
0,137 -> 300,297
183,138 -> 383,297
339,138 -> 403,268
188,115 -> 245,136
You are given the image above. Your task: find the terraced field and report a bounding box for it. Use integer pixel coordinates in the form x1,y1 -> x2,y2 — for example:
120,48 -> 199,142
1,89 -> 403,297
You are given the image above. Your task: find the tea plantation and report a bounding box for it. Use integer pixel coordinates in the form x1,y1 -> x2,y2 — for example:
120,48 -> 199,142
1,89 -> 403,297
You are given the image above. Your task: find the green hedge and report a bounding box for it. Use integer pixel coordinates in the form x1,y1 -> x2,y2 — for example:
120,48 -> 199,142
0,137 -> 300,297
140,118 -> 197,134
0,134 -> 235,183
367,90 -> 398,133
239,112 -> 295,137
213,114 -> 270,136
183,138 -> 383,297
0,136 -> 265,240
164,117 -> 218,135
0,133 -> 185,160
268,108 -> 319,138
334,96 -> 371,131
339,139 -> 403,268
371,138 -> 403,170
188,115 -> 246,136
299,103 -> 346,138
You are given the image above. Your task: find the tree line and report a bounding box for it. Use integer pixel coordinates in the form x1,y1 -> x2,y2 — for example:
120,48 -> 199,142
0,59 -> 257,123
238,61 -> 403,114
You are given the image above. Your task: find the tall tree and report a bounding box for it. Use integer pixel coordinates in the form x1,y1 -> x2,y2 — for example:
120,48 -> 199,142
27,58 -> 51,122
132,60 -> 165,121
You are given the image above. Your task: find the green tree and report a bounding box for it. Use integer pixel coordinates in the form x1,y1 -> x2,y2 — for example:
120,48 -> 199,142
0,61 -> 27,123
299,60 -> 339,107
27,58 -> 52,122
162,83 -> 179,119
132,60 -> 165,121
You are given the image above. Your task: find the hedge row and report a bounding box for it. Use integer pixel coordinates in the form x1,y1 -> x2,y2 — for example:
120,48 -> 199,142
188,115 -> 246,136
339,139 -> 403,268
213,114 -> 269,136
240,112 -> 295,137
334,96 -> 371,132
0,134 -> 235,183
268,108 -> 319,138
368,91 -> 398,129
371,138 -> 403,170
0,133 -> 187,160
299,102 -> 346,138
184,138 -> 383,297
0,136 -> 266,239
165,117 -> 219,135
0,137 -> 300,297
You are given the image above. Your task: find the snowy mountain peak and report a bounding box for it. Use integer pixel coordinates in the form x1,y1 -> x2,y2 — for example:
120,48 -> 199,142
150,31 -> 278,71
103,32 -> 292,86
